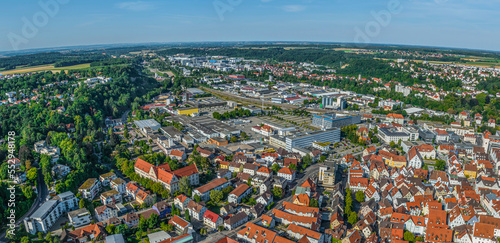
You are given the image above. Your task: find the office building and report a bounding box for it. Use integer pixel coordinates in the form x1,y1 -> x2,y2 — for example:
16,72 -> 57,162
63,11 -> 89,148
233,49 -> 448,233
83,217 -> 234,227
285,129 -> 341,151
312,113 -> 361,129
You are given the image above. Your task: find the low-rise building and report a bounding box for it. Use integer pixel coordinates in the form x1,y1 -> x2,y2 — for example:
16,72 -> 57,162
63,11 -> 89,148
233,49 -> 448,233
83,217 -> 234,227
68,208 -> 91,228
78,178 -> 100,200
228,184 -> 252,204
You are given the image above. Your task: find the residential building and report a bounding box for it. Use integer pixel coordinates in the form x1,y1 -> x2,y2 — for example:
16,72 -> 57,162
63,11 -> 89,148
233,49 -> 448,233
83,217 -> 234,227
67,208 -> 91,228
78,178 -> 100,200
24,192 -> 79,234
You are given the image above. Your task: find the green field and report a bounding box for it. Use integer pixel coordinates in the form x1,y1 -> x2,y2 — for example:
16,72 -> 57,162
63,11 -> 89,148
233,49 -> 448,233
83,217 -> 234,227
0,63 -> 91,75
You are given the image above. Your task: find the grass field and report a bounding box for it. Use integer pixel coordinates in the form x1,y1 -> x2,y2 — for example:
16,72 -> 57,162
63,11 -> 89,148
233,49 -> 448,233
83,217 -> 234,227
1,63 -> 91,75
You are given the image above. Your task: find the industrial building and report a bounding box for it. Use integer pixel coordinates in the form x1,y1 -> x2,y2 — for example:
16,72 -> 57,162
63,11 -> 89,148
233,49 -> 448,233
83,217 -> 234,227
134,119 -> 162,135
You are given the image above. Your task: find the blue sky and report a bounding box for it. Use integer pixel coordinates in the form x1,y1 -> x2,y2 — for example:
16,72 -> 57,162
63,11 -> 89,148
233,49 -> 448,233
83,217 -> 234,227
0,0 -> 499,52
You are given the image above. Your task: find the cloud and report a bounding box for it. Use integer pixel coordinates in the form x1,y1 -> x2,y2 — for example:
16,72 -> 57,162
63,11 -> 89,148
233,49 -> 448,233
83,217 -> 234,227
116,1 -> 155,11
282,5 -> 306,12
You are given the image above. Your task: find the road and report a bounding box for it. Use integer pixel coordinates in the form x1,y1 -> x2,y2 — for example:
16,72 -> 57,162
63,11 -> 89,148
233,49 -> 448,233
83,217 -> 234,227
121,109 -> 131,124
0,172 -> 48,242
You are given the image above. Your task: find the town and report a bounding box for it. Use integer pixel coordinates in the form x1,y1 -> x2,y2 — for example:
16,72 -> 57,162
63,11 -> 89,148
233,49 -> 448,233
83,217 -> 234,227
1,44 -> 500,243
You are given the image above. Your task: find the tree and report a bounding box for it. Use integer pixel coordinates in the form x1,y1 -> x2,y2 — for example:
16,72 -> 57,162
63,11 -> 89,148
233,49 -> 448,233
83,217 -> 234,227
355,191 -> 365,202
309,198 -> 319,207
289,163 -> 297,171
247,178 -> 252,186
27,167 -> 38,181
241,132 -> 248,139
389,141 -> 396,148
348,211 -> 358,225
21,237 -> 30,243
210,190 -> 223,204
179,176 -> 190,194
105,224 -> 116,234
271,163 -> 281,173
194,194 -> 201,203
138,216 -> 147,231
404,231 -> 415,242
185,210 -> 190,221
148,213 -> 159,229
45,232 -> 53,242
124,127 -> 130,139
79,199 -> 86,209
272,187 -> 283,199
435,159 -> 446,171
230,136 -> 238,143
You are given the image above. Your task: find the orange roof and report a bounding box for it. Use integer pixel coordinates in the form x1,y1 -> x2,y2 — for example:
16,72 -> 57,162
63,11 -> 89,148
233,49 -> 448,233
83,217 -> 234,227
293,194 -> 310,206
170,149 -> 184,157
237,222 -> 277,243
426,226 -> 452,242
169,215 -> 190,228
215,237 -> 239,243
427,209 -> 447,227
174,194 -> 190,203
473,223 -> 495,240
257,166 -> 271,174
230,184 -> 251,197
282,201 -> 319,216
272,209 -> 318,227
379,150 -> 406,163
194,178 -> 228,194
299,178 -> 316,189
387,113 -> 404,119
287,223 -> 322,240
172,164 -> 199,178
278,167 -> 296,175
135,158 -> 153,173
67,223 -> 106,239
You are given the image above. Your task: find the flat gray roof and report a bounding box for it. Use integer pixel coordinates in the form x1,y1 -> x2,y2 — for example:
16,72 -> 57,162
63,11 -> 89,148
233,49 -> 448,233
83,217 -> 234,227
134,119 -> 161,129
31,200 -> 57,219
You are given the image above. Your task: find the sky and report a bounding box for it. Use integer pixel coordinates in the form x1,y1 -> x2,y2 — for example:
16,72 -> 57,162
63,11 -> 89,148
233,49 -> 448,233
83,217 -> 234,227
0,0 -> 499,52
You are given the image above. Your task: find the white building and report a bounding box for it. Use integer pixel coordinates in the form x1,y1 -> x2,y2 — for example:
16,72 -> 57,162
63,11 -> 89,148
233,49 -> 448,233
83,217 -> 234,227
78,178 -> 101,200
68,208 -> 91,228
24,191 -> 79,234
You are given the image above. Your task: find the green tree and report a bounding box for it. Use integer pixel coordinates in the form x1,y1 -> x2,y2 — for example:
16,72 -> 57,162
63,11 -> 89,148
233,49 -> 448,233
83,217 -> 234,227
21,237 -> 30,243
105,224 -> 116,234
309,198 -> 319,207
289,163 -> 297,171
210,190 -> 223,204
272,187 -> 283,199
148,213 -> 159,228
404,231 -> 415,242
194,194 -> 201,203
179,176 -> 190,194
389,141 -> 396,148
230,136 -> 238,143
348,211 -> 358,225
271,163 -> 281,173
79,198 -> 86,209
435,159 -> 446,171
185,210 -> 190,221
27,167 -> 38,181
355,191 -> 365,202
